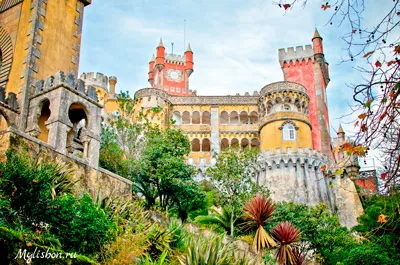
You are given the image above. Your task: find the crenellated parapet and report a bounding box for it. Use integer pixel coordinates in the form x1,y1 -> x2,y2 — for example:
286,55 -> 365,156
33,71 -> 100,104
278,45 -> 314,66
80,72 -> 109,92
165,53 -> 186,65
259,147 -> 327,169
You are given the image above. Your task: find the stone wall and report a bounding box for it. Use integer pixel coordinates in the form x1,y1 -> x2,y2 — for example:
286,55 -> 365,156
1,128 -> 132,200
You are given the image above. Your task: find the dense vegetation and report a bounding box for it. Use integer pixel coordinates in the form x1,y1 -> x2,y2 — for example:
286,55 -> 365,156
1,94 -> 399,264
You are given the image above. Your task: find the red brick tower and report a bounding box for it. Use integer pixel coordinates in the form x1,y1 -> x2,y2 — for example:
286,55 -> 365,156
148,39 -> 196,96
278,29 -> 332,158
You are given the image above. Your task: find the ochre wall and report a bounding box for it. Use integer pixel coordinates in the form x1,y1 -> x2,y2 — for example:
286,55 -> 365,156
34,0 -> 82,80
4,1 -> 30,95
260,119 -> 312,152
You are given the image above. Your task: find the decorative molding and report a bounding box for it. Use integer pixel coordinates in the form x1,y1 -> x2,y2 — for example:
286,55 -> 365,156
0,0 -> 23,13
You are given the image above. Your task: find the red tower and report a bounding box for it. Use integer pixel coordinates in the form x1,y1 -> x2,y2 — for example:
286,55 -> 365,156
278,29 -> 332,158
148,40 -> 196,96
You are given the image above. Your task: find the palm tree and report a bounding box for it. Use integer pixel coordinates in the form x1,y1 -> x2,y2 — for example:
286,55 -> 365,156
272,221 -> 301,265
195,206 -> 233,234
242,195 -> 277,264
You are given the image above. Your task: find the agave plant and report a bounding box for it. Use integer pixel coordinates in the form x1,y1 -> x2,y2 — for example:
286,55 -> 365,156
272,221 -> 301,265
242,195 -> 276,263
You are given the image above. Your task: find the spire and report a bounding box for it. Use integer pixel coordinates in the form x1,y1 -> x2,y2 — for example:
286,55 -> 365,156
158,38 -> 164,47
312,28 -> 322,40
150,54 -> 155,62
338,124 -> 344,134
186,43 -> 192,52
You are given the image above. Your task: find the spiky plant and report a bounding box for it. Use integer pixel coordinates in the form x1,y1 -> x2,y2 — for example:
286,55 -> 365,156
242,195 -> 276,264
195,206 -> 232,233
272,221 -> 301,265
292,248 -> 306,265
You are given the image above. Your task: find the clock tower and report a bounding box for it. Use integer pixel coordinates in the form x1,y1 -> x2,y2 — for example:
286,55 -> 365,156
148,39 -> 196,96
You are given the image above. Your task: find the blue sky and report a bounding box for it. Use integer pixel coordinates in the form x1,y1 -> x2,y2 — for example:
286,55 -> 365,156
79,1 -> 395,168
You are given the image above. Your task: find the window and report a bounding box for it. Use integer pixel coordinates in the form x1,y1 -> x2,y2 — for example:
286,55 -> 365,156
170,87 -> 175,92
283,104 -> 291,111
176,87 -> 181,93
282,123 -> 296,141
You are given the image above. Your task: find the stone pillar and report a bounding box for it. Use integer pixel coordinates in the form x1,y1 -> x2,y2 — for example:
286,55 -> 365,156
210,105 -> 220,154
87,137 -> 100,168
46,121 -> 71,153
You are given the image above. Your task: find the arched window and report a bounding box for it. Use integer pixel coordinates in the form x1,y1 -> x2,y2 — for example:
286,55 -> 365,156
283,104 -> 291,111
231,138 -> 239,148
221,138 -> 229,151
220,111 -> 229,124
241,138 -> 249,150
282,122 -> 296,141
38,99 -> 51,143
202,111 -> 211,124
249,111 -> 258,124
67,103 -> 88,154
191,138 -> 200,152
240,111 -> 248,124
182,111 -> 190,124
230,111 -> 239,124
192,111 -> 200,124
251,138 -> 260,149
202,138 -> 211,152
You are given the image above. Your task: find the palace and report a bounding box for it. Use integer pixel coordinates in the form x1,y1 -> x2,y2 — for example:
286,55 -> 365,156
0,0 -> 367,228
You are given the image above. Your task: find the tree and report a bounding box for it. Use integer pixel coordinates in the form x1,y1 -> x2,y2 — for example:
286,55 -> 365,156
205,147 -> 267,237
132,127 -> 206,220
276,0 -> 400,188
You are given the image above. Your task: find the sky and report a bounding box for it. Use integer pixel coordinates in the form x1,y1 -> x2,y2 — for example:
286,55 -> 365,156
79,0 -> 396,170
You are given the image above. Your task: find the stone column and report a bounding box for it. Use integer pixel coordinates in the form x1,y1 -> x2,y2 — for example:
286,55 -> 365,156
46,121 -> 71,153
210,105 -> 220,154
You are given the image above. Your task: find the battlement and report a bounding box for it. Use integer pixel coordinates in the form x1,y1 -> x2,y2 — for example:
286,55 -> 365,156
80,72 -> 109,91
278,45 -> 314,66
33,71 -> 100,104
259,147 -> 328,169
165,53 -> 186,65
260,81 -> 308,95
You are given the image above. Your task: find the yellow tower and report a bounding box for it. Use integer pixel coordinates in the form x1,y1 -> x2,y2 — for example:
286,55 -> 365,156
258,82 -> 312,153
0,0 -> 91,130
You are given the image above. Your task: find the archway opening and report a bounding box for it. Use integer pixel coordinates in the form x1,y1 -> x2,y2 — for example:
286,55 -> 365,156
192,111 -> 200,124
0,111 -> 8,131
230,111 -> 239,124
220,111 -> 229,124
231,138 -> 239,148
202,111 -> 211,125
249,111 -> 258,124
241,138 -> 249,150
38,100 -> 51,143
67,103 -> 88,154
221,138 -> 229,151
191,138 -> 200,152
251,138 -> 260,149
240,111 -> 248,124
202,138 -> 211,152
182,111 -> 190,124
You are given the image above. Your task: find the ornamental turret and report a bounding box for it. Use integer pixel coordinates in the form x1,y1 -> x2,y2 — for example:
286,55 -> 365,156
155,39 -> 165,71
148,54 -> 155,85
258,82 -> 312,153
185,43 -> 194,77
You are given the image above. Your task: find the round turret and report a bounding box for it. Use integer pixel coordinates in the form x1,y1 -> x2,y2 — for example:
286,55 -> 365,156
258,81 -> 312,153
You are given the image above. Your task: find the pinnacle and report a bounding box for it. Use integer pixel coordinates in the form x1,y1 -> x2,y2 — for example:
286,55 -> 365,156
313,28 -> 322,39
186,43 -> 192,52
338,124 -> 344,134
150,54 -> 155,62
158,38 -> 164,47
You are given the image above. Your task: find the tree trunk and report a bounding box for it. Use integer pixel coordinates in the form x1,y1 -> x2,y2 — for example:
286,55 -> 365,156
230,211 -> 234,237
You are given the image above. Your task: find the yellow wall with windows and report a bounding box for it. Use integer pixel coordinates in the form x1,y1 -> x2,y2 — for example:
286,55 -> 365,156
260,119 -> 312,153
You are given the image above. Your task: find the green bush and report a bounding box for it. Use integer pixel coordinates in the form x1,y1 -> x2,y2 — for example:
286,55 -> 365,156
342,243 -> 394,265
